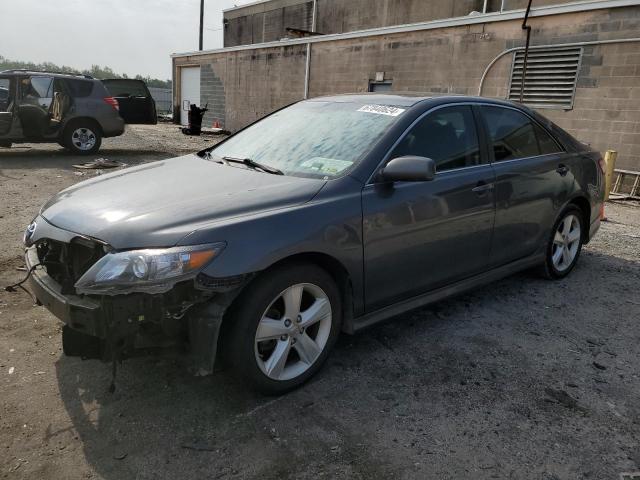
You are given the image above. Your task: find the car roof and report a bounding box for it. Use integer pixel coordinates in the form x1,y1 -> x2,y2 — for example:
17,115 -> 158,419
0,69 -> 95,80
306,93 -> 526,110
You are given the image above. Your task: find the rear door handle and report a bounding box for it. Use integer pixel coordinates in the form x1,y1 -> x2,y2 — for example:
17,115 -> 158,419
472,182 -> 494,195
556,164 -> 569,176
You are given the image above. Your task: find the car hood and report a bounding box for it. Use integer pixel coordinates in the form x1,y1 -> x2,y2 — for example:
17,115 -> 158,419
40,154 -> 326,249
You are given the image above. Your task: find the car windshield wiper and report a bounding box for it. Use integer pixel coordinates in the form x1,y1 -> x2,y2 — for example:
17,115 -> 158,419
221,156 -> 284,175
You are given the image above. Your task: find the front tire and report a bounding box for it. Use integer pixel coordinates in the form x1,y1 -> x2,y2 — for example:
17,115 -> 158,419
225,263 -> 342,395
540,205 -> 584,279
63,122 -> 102,155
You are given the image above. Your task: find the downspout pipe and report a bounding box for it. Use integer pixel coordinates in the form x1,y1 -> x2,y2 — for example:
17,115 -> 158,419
519,0 -> 533,103
304,0 -> 317,99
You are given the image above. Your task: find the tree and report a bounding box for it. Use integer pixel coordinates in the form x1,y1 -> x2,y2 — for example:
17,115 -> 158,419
0,55 -> 171,89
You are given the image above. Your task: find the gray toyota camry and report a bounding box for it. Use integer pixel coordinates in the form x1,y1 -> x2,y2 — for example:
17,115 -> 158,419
23,94 -> 604,394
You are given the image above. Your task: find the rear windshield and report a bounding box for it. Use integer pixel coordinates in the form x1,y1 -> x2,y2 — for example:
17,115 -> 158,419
102,80 -> 149,97
64,79 -> 94,97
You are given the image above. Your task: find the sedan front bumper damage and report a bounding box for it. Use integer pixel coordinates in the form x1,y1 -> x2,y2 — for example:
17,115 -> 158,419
25,246 -> 250,375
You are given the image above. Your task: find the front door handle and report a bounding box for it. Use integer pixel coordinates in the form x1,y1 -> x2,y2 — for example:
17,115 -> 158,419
556,164 -> 569,176
472,182 -> 494,195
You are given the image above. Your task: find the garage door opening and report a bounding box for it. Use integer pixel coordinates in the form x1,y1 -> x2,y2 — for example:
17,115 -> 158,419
180,66 -> 201,126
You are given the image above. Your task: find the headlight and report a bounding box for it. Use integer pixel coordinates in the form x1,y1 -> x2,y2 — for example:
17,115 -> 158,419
74,243 -> 225,295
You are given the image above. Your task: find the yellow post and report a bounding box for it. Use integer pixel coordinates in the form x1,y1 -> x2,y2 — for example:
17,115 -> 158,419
604,150 -> 617,202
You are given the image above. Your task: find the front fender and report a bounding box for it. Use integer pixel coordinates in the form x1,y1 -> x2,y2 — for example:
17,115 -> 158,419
179,179 -> 365,314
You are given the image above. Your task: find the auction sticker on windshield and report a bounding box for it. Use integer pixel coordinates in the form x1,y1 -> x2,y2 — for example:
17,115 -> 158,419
301,157 -> 353,175
357,105 -> 406,116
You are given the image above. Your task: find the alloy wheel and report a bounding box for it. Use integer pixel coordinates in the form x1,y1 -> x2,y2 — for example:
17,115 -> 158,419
71,127 -> 97,151
254,283 -> 332,381
551,213 -> 581,272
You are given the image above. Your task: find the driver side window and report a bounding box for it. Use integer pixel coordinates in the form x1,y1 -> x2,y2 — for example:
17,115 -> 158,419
390,105 -> 481,173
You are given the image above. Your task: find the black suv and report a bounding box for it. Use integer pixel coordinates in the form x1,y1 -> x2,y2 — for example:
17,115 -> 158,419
0,70 -> 156,155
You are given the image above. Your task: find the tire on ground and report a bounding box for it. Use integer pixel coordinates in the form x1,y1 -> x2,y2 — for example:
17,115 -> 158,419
539,204 -> 585,280
63,120 -> 102,155
224,262 -> 342,395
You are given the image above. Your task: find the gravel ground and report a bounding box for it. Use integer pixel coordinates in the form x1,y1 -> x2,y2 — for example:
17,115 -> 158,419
1,124 -> 639,479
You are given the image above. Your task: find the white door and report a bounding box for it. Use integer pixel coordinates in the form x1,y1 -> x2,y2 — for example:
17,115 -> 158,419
180,67 -> 200,125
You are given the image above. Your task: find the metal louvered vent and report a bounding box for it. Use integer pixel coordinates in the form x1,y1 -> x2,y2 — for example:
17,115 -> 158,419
508,47 -> 582,110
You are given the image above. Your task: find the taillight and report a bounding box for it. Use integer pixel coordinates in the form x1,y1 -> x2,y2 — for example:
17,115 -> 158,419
597,157 -> 605,174
103,97 -> 119,111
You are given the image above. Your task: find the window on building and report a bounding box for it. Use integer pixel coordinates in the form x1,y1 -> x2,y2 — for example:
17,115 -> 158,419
369,81 -> 392,93
508,47 -> 582,110
480,106 -> 561,162
390,105 -> 481,172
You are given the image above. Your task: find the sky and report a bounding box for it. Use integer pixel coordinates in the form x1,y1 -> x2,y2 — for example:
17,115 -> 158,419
0,0 -> 254,80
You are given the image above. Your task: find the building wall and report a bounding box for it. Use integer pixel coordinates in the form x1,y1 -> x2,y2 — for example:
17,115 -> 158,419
175,44 -> 307,129
177,5 -> 640,170
224,0 -> 572,48
224,0 -> 314,47
314,0 -> 483,35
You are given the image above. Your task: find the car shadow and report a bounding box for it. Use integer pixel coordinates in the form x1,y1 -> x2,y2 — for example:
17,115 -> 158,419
53,250 -> 640,479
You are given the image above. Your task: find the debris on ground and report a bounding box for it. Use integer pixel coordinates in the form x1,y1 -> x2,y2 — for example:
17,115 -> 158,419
544,387 -> 583,411
592,361 -> 607,370
72,158 -> 127,169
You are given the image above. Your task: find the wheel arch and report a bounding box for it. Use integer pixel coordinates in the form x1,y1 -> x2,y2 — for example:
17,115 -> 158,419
566,195 -> 591,243
61,116 -> 103,138
216,251 -> 356,364
245,252 -> 353,331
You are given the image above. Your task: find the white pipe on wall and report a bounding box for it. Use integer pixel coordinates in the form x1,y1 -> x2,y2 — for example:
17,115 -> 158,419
477,37 -> 640,96
304,0 -> 318,99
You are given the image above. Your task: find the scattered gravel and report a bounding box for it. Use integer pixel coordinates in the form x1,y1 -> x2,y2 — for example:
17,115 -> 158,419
0,125 -> 639,479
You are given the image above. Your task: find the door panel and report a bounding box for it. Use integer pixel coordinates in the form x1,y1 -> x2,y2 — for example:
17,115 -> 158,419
102,79 -> 157,124
0,77 -> 13,135
490,154 -> 568,265
17,76 -> 53,138
361,104 -> 495,312
478,105 -> 569,267
362,166 -> 496,312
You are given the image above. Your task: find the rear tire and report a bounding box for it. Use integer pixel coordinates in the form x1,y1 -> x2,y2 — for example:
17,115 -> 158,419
63,121 -> 102,155
0,141 -> 11,148
539,205 -> 584,279
224,263 -> 342,395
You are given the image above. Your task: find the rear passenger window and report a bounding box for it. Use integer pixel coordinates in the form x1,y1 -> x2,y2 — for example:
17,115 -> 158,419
390,105 -> 481,172
65,79 -> 94,97
480,106 -> 562,161
534,123 -> 563,155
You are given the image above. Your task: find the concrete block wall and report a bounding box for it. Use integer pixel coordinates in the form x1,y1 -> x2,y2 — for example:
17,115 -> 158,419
177,5 -> 640,170
315,0 -> 483,35
175,44 -> 307,131
224,1 -> 313,47
224,0 -> 572,47
485,7 -> 640,170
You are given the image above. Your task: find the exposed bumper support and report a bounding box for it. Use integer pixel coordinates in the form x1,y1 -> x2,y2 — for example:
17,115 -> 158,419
26,245 -> 252,374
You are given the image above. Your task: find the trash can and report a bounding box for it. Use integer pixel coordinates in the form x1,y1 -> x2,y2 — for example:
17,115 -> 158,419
181,104 -> 208,136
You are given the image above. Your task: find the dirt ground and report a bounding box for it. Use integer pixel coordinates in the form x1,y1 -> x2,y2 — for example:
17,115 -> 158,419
1,124 -> 639,480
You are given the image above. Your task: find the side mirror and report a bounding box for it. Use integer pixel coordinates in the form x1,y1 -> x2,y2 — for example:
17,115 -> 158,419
380,156 -> 436,182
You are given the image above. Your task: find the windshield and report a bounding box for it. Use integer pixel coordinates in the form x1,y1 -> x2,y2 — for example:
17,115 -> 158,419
208,100 -> 406,179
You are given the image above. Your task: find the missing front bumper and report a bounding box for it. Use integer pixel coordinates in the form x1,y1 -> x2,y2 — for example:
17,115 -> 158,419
25,246 -> 249,374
